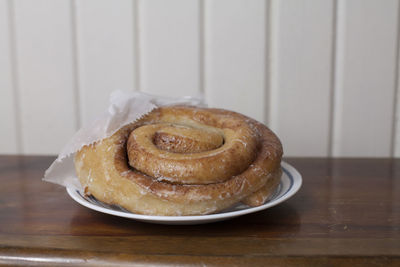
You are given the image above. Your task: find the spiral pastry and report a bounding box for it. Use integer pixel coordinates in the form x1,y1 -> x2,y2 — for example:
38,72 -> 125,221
74,106 -> 283,216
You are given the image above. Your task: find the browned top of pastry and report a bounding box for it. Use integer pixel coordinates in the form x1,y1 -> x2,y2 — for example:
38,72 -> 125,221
74,105 -> 283,215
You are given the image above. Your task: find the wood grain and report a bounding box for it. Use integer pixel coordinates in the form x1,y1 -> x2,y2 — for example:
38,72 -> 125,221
0,156 -> 399,265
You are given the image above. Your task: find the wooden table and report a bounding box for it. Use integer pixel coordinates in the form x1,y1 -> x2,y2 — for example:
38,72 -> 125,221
0,156 -> 399,266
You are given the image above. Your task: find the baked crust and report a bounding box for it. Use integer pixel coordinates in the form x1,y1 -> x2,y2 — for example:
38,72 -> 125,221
74,105 -> 283,216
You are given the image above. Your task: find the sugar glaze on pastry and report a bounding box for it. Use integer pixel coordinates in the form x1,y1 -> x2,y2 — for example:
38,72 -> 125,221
74,105 -> 283,216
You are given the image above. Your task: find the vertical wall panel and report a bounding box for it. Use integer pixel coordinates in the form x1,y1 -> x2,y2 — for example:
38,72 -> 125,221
268,0 -> 334,157
394,9 -> 400,158
139,0 -> 201,96
204,0 -> 266,123
13,0 -> 77,154
0,0 -> 18,153
2,0 -> 400,157
332,0 -> 398,157
75,0 -> 136,126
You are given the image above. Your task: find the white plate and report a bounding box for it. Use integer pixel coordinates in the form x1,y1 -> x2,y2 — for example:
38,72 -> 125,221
66,161 -> 302,225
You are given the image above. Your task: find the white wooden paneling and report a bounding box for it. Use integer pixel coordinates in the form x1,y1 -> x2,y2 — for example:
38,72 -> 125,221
75,0 -> 136,126
0,0 -> 18,153
1,0 -> 400,158
139,0 -> 201,96
396,59 -> 400,157
332,0 -> 398,157
12,0 -> 78,154
204,0 -> 267,123
268,0 -> 334,157
395,17 -> 400,158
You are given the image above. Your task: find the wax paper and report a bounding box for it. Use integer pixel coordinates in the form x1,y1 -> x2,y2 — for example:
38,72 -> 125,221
43,90 -> 206,189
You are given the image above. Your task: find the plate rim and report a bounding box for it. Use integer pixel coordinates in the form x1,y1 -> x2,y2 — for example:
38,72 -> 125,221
66,161 -> 302,222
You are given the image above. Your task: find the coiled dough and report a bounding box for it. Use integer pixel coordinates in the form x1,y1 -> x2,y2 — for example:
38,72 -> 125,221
74,105 -> 283,216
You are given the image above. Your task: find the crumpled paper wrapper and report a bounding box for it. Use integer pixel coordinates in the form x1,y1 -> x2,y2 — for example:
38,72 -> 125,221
43,90 -> 206,190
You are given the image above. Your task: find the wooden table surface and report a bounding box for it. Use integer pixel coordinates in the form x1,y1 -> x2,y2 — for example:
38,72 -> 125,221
0,155 -> 399,266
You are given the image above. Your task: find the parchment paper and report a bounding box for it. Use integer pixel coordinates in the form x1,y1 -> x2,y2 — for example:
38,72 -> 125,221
43,90 -> 206,190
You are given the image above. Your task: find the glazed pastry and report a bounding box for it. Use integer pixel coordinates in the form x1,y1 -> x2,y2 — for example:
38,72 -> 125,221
74,105 -> 283,216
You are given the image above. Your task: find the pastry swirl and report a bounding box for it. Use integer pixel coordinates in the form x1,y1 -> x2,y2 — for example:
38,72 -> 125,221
74,105 -> 283,216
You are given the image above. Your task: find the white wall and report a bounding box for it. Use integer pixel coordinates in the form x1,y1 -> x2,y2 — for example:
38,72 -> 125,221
1,0 -> 399,157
